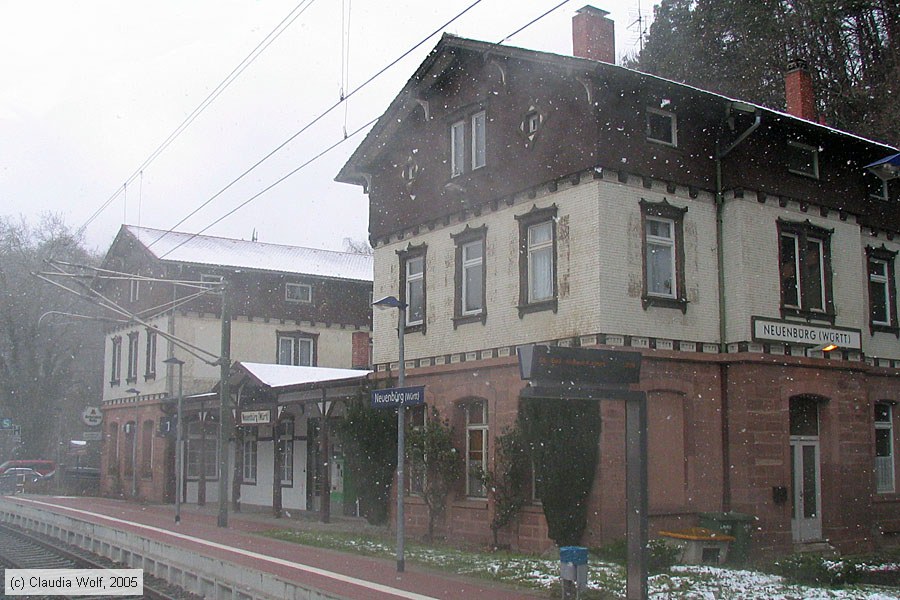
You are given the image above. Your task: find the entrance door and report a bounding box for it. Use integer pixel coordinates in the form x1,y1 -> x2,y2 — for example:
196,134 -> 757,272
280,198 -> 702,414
789,396 -> 822,542
790,437 -> 822,541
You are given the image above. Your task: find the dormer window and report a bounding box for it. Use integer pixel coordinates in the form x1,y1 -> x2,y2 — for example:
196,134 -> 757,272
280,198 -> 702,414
787,140 -> 819,179
450,109 -> 487,177
646,107 -> 677,147
867,173 -> 890,201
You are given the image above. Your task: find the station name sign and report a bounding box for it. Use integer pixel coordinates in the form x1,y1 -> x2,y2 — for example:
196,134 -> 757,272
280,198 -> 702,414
752,317 -> 861,350
240,410 -> 272,425
371,386 -> 426,409
517,345 -> 642,386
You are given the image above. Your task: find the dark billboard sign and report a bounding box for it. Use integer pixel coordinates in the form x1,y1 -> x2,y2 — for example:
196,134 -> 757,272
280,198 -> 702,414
517,345 -> 641,386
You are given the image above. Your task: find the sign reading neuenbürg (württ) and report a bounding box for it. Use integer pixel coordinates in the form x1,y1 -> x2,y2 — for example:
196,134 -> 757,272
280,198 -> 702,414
371,386 -> 426,409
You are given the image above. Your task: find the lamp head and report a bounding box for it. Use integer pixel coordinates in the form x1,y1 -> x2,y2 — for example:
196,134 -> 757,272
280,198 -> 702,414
163,357 -> 185,366
373,295 -> 407,310
126,388 -> 140,396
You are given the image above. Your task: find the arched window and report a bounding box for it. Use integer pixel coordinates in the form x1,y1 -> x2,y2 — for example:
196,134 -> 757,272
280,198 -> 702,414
107,423 -> 119,475
141,419 -> 154,477
876,403 -> 895,494
123,421 -> 136,477
464,399 -> 488,498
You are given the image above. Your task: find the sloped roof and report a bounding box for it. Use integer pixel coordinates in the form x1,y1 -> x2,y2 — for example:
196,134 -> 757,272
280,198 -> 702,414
232,362 -> 371,391
337,34 -> 895,184
124,225 -> 372,282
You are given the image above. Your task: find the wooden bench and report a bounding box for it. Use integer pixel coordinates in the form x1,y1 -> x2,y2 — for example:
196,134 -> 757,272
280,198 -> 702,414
659,527 -> 736,565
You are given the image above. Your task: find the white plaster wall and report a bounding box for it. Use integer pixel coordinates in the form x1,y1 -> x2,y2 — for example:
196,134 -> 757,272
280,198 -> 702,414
373,175 -> 721,364
101,315 -> 170,403
862,236 -> 900,360
722,199 -> 867,346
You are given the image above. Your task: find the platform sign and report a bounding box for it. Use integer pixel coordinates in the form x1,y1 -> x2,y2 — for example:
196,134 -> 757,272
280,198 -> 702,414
240,410 -> 272,425
371,386 -> 425,409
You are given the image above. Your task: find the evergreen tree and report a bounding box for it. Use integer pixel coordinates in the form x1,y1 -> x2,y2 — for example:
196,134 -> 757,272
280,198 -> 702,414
630,0 -> 900,145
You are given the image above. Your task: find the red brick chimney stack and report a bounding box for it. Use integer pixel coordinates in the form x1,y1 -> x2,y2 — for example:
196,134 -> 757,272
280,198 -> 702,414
573,6 -> 615,64
785,58 -> 817,121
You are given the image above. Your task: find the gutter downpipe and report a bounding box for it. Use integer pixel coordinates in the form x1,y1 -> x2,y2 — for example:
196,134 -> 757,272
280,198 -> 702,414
715,107 -> 761,512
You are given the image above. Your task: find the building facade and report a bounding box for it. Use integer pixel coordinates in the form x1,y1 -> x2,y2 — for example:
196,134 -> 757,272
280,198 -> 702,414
95,226 -> 372,504
338,7 -> 900,555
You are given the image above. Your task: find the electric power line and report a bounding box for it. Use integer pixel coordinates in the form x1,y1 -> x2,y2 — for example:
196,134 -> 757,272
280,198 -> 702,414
151,0 -> 576,257
145,0 -> 487,252
76,0 -> 320,238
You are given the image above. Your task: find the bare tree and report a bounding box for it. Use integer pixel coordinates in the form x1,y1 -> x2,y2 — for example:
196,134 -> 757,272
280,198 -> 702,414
0,214 -> 103,461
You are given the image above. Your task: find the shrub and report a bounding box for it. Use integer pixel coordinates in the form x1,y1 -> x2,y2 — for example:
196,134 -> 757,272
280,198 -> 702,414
774,553 -> 863,587
591,538 -> 678,574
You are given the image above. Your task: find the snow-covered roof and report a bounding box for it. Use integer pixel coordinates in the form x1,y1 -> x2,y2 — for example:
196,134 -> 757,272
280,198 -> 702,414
125,226 -> 372,282
234,362 -> 371,390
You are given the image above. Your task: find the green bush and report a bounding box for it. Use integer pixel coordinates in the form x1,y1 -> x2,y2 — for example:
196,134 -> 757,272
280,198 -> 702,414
647,539 -> 680,574
590,538 -> 678,574
774,553 -> 863,587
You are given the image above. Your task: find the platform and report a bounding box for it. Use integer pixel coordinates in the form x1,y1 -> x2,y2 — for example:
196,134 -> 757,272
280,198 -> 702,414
0,495 -> 542,600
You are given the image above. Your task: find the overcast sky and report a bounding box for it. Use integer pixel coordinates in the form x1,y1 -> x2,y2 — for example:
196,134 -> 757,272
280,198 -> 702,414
1,0 -> 657,254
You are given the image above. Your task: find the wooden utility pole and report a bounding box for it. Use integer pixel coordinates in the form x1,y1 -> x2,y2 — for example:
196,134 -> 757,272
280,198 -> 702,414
217,277 -> 232,528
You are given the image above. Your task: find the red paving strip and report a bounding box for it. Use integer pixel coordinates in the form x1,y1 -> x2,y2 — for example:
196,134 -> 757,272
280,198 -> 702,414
3,496 -> 543,600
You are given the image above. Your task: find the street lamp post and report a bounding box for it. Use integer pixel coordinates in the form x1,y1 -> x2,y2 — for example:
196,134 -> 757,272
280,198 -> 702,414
373,295 -> 408,573
164,357 -> 185,524
126,388 -> 140,498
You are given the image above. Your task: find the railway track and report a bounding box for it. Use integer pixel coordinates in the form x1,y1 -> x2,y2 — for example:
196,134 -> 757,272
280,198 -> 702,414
0,522 -> 201,600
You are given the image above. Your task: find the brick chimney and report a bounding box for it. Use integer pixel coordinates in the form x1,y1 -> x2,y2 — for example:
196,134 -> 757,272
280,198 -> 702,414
573,6 -> 615,64
785,58 -> 817,121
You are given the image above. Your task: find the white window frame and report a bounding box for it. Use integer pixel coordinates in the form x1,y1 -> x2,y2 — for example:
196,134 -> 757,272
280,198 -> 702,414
471,111 -> 486,170
787,140 -> 820,179
876,404 -> 895,494
451,120 -> 465,177
646,107 -> 677,147
527,221 -> 554,303
129,279 -> 140,303
126,332 -> 139,382
285,282 -> 312,303
110,336 -> 122,383
870,258 -> 891,326
645,216 -> 677,299
461,240 -> 484,315
144,329 -> 157,378
278,419 -> 294,486
242,429 -> 258,483
465,400 -> 488,498
277,335 -> 314,366
200,274 -> 223,289
405,256 -> 425,327
808,237 -> 827,312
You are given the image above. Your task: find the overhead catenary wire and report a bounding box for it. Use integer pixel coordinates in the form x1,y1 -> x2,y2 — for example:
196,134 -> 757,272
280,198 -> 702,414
146,0 -> 487,253
158,116 -> 378,259
75,0 -> 320,238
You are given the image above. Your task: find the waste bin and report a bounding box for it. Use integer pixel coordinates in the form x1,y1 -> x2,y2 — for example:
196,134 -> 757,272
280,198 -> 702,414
559,546 -> 588,599
698,512 -> 755,565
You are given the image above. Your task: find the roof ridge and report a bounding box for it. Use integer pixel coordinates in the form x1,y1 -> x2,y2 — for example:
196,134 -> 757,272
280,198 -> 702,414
124,225 -> 371,258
